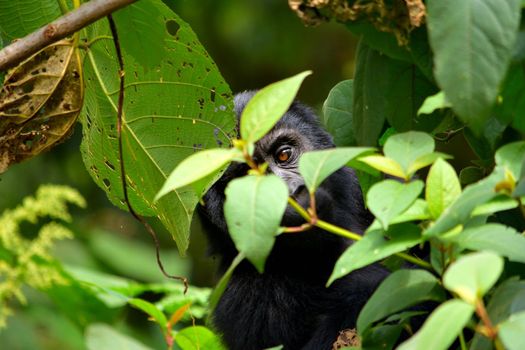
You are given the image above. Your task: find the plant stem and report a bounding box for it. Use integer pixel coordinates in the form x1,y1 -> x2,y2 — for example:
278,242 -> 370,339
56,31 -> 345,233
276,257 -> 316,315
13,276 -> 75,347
476,299 -> 497,340
459,330 -> 467,350
287,197 -> 432,270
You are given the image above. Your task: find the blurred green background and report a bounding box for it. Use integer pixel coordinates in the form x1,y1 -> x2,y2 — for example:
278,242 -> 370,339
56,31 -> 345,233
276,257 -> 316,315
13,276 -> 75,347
0,0 -> 358,348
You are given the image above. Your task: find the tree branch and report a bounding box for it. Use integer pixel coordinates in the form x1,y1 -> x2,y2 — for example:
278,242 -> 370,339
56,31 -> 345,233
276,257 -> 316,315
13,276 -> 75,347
0,0 -> 138,71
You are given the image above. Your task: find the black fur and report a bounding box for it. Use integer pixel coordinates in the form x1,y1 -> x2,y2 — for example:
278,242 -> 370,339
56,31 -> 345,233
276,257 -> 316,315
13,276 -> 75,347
198,91 -> 388,350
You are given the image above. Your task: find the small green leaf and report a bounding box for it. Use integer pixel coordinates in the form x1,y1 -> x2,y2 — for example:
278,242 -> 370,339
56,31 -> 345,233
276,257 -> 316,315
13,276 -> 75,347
240,71 -> 312,143
208,253 -> 244,314
451,224 -> 525,264
499,311 -> 525,350
358,155 -> 406,179
86,324 -> 153,350
299,147 -> 372,193
407,152 -> 452,176
367,199 -> 431,231
471,195 -> 518,216
424,167 -> 505,237
495,141 -> 525,180
175,326 -> 226,350
224,175 -> 288,272
357,269 -> 445,333
329,224 -> 421,285
156,148 -> 241,200
367,180 -> 424,229
426,158 -> 461,219
322,80 -> 356,146
443,251 -> 504,305
383,131 -> 435,173
128,298 -> 168,333
417,91 -> 451,115
397,300 -> 474,350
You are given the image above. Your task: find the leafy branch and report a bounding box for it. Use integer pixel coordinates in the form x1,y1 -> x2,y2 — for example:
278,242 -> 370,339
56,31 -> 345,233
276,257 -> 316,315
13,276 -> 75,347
0,0 -> 138,71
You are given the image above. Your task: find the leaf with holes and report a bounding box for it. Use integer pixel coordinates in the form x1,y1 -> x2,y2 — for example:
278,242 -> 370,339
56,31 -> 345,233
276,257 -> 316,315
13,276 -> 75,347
0,39 -> 83,172
80,0 -> 236,254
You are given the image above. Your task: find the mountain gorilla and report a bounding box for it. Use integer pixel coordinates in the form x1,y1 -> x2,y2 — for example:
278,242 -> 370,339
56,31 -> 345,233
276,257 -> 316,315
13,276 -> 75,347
198,91 -> 389,350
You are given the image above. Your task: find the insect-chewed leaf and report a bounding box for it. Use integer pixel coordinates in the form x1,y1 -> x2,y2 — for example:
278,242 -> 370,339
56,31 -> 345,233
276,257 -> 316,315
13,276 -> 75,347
240,71 -> 311,143
443,251 -> 504,305
299,147 -> 372,193
224,175 -> 288,273
0,39 -> 82,172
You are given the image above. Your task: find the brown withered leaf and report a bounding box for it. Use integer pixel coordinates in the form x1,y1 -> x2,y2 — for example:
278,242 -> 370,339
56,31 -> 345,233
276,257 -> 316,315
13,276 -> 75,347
405,0 -> 426,27
0,39 -> 83,173
332,328 -> 361,349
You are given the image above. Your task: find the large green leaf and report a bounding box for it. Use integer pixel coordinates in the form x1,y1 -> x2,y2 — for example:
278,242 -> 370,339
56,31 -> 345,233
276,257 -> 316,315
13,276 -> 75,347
0,0 -> 61,41
240,71 -> 311,143
321,80 -> 356,146
443,251 -> 504,305
328,224 -> 421,285
224,175 -> 288,273
397,300 -> 474,350
383,131 -> 435,173
80,0 -> 236,253
299,147 -> 372,194
426,0 -> 522,132
356,269 -> 445,333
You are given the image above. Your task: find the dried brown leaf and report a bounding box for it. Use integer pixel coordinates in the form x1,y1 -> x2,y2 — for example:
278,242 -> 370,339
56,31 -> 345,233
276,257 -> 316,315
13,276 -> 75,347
0,39 -> 83,172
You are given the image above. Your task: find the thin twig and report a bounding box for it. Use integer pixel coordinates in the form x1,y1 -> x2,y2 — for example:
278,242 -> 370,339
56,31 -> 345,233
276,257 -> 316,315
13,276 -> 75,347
107,14 -> 189,293
0,0 -> 138,71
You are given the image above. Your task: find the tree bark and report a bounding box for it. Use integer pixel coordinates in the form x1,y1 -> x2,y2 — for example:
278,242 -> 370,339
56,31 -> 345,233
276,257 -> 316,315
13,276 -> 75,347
0,0 -> 138,71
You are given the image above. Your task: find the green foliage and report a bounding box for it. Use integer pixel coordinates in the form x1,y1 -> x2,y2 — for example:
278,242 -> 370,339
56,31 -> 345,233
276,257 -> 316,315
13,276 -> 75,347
426,0 -> 522,133
1,0 -> 525,349
321,80 -> 356,146
224,175 -> 288,272
357,269 -> 445,334
240,71 -> 311,143
81,0 -> 236,254
299,147 -> 372,194
0,185 -> 85,327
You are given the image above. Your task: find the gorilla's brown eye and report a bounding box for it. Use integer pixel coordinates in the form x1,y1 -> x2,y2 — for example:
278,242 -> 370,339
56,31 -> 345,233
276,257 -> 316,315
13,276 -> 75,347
276,146 -> 292,163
